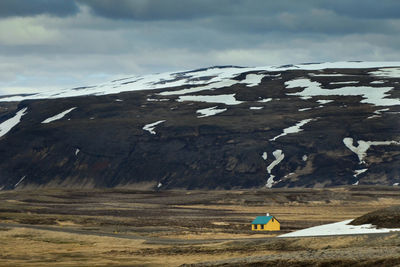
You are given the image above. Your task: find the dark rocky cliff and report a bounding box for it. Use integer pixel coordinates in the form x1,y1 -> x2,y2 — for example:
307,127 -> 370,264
0,63 -> 399,190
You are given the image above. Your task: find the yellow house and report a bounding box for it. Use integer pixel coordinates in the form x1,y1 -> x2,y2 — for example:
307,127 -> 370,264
251,213 -> 280,231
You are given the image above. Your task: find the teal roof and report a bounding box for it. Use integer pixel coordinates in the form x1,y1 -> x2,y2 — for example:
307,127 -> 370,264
251,216 -> 273,225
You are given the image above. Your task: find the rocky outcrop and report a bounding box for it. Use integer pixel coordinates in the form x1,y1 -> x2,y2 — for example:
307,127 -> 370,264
0,63 -> 399,190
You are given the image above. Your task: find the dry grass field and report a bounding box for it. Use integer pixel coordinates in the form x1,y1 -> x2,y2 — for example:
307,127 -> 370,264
1,186 -> 400,266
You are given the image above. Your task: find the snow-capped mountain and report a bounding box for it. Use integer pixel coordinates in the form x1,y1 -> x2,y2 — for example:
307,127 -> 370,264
0,62 -> 399,190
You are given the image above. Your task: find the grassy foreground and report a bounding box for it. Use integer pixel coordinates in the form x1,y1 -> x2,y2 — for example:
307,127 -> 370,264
1,186 -> 400,266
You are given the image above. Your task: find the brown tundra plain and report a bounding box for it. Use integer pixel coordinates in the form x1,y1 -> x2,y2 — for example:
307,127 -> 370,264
1,186 -> 400,266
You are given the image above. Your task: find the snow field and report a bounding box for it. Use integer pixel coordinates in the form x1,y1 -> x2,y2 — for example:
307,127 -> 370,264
270,118 -> 314,141
343,137 -> 400,164
143,120 -> 166,135
1,62 -> 400,103
42,107 -> 77,124
0,107 -> 28,138
196,106 -> 227,118
286,78 -> 399,106
279,219 -> 400,237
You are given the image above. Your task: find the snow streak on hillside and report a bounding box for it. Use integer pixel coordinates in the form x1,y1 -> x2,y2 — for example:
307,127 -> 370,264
0,108 -> 27,138
1,62 -> 400,102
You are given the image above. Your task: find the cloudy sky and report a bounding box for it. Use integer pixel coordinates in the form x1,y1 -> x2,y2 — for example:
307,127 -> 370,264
1,0 -> 399,95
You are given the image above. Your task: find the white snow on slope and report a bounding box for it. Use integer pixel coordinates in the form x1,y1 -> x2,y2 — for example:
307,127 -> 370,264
0,107 -> 27,138
1,62 -> 400,102
267,150 -> 285,174
160,73 -> 265,95
370,80 -> 386,84
14,176 -> 26,188
159,79 -> 239,96
317,100 -> 333,104
279,219 -> 400,237
286,78 -> 399,106
177,94 -> 243,105
266,150 -> 285,188
330,81 -> 359,85
354,168 -> 368,178
143,120 -> 166,135
310,73 -> 352,77
262,152 -> 268,160
343,137 -> 400,164
367,108 -> 389,119
370,68 -> 400,78
270,119 -> 314,141
249,106 -> 263,110
266,175 -> 276,189
258,98 -> 272,103
196,106 -> 227,118
42,107 -> 77,124
241,74 -> 265,87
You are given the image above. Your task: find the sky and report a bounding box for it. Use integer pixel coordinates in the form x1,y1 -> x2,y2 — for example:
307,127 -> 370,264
0,0 -> 400,95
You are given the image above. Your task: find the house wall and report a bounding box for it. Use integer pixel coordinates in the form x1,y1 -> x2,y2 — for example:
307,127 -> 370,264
265,218 -> 280,231
251,218 -> 280,231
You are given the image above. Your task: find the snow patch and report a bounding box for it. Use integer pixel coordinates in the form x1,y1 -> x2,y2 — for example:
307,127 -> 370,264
302,155 -> 308,161
367,108 -> 389,119
196,106 -> 227,118
317,100 -> 333,104
270,119 -> 314,141
284,172 -> 295,178
265,150 -> 285,188
353,168 -> 368,178
258,98 -> 272,103
0,107 -> 28,138
370,80 -> 386,84
343,137 -> 400,164
241,73 -> 265,87
352,180 -> 359,186
262,152 -> 268,160
143,120 -> 166,135
279,219 -> 400,237
15,176 -> 26,188
160,79 -> 239,96
75,148 -> 80,156
147,98 -> 169,102
298,108 -> 312,112
310,73 -> 353,77
42,107 -> 76,124
370,68 -> 400,78
330,81 -> 359,85
266,175 -> 275,189
2,62 -> 400,103
286,78 -> 399,106
249,106 -> 263,110
177,94 -> 243,105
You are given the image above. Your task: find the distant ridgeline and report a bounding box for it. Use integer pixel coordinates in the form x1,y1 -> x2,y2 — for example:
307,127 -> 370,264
0,62 -> 399,190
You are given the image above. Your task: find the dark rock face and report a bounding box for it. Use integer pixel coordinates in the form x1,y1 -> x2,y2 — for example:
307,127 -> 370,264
0,64 -> 399,190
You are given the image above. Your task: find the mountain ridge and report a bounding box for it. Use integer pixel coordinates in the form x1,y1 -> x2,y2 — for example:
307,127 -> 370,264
0,62 -> 399,190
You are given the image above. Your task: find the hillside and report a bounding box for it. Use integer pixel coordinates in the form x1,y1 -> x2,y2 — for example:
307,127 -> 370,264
0,62 -> 399,190
350,206 -> 400,228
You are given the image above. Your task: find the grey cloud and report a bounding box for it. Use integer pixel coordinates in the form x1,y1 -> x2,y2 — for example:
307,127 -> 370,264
323,0 -> 400,19
77,0 -> 400,21
0,0 -> 79,18
1,0 -> 400,96
77,0 -> 236,20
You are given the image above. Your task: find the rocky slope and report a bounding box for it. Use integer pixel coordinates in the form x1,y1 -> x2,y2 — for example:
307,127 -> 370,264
0,62 -> 399,190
